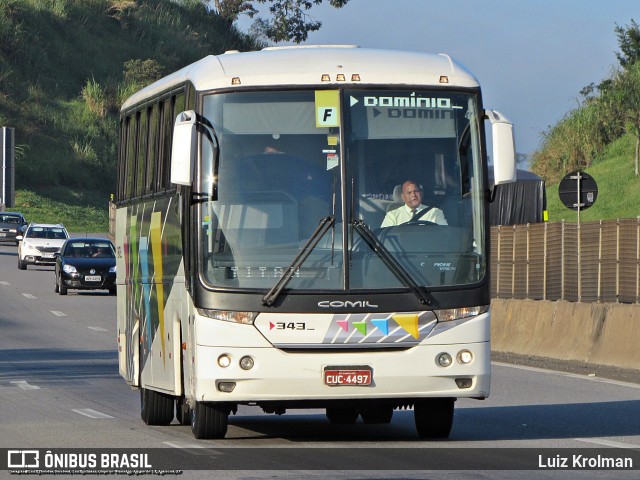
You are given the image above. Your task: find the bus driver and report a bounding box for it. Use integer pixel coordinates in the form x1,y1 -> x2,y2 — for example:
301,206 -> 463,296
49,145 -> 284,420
381,180 -> 447,227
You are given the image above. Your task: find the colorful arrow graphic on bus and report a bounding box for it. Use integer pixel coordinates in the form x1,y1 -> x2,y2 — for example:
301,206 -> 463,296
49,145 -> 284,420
392,313 -> 420,338
371,319 -> 389,335
333,314 -> 421,338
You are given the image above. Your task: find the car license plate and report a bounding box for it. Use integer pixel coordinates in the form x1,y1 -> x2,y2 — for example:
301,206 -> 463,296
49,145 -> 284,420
42,253 -> 54,258
85,275 -> 101,282
0,233 -> 5,237
324,366 -> 372,386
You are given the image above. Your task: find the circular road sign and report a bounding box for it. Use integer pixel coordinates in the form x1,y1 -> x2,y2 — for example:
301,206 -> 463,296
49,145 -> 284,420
558,171 -> 598,211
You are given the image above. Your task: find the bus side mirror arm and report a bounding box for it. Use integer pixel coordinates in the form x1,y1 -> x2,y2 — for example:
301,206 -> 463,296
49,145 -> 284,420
171,110 -> 197,186
485,109 -> 516,188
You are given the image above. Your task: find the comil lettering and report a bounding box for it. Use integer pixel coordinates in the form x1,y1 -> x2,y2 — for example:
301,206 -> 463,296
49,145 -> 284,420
318,300 -> 379,308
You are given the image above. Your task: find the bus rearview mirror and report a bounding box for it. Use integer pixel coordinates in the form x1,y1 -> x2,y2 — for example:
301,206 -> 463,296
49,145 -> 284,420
171,110 -> 197,186
486,109 -> 516,185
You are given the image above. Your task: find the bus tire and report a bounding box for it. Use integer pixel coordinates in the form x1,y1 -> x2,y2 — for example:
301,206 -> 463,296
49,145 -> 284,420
191,401 -> 228,439
326,407 -> 359,424
414,398 -> 454,439
360,405 -> 394,424
140,388 -> 174,426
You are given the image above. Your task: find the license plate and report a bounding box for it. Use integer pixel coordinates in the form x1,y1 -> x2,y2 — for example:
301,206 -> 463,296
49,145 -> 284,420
324,366 -> 372,386
42,253 -> 54,258
0,233 -> 5,237
85,275 -> 101,282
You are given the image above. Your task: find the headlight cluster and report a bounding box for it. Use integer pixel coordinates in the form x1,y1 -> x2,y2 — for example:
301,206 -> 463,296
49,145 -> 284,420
434,305 -> 489,322
217,354 -> 255,371
197,308 -> 257,325
436,349 -> 474,367
63,264 -> 77,274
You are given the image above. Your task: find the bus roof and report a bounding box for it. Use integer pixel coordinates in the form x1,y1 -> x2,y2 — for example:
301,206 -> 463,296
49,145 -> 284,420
121,46 -> 480,112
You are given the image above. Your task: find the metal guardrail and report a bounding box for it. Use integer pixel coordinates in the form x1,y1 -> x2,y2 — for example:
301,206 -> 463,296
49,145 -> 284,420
491,219 -> 640,303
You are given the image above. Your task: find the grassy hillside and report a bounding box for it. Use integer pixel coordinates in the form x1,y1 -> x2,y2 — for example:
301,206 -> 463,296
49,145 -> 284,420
15,188 -> 110,233
545,134 -> 640,223
0,0 -> 258,232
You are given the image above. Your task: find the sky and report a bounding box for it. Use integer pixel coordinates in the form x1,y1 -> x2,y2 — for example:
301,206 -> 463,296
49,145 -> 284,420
234,0 -> 638,157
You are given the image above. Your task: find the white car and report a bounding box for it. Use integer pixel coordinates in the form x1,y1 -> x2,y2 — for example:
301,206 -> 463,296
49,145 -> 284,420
17,223 -> 70,270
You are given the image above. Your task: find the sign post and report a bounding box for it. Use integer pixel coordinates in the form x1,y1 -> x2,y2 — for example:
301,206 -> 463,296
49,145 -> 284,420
1,127 -> 16,210
558,171 -> 598,302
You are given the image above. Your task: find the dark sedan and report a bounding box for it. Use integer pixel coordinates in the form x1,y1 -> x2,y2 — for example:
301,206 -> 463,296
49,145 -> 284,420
54,238 -> 116,295
0,212 -> 28,245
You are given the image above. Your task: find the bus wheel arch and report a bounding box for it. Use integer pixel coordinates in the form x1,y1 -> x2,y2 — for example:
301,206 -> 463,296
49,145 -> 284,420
176,397 -> 191,425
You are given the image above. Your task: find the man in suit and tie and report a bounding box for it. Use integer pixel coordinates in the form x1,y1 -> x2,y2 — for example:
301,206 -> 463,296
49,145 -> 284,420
381,180 -> 447,227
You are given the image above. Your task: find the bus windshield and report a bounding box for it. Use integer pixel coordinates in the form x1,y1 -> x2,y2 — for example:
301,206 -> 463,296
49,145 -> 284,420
199,89 -> 485,291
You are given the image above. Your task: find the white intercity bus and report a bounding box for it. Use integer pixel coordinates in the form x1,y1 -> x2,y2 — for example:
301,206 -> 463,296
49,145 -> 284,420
115,45 -> 516,439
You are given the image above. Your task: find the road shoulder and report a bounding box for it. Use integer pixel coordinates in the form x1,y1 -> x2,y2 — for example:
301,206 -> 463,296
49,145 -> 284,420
492,351 -> 640,385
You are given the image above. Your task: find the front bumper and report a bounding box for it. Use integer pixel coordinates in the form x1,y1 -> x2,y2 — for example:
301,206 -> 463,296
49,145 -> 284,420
61,272 -> 116,290
22,254 -> 56,265
192,341 -> 490,404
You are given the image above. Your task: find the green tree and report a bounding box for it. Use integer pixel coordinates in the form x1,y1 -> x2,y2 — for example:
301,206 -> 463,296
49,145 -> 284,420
208,0 -> 350,43
607,63 -> 640,176
615,19 -> 640,69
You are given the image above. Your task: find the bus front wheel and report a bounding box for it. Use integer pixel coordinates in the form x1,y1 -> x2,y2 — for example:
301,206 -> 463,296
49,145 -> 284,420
140,388 -> 174,426
414,398 -> 455,439
191,401 -> 228,439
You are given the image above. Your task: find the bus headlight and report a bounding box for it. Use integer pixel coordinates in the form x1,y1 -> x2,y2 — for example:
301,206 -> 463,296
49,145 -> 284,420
239,356 -> 254,370
436,353 -> 452,367
434,305 -> 489,322
457,349 -> 473,365
198,309 -> 258,325
217,354 -> 231,368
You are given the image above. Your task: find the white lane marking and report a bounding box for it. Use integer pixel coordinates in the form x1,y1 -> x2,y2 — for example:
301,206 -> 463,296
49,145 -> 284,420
51,311 -> 67,317
22,293 -> 36,299
163,441 -> 205,450
162,441 -> 223,456
88,326 -> 108,332
0,280 -> 10,285
576,437 -> 640,449
72,408 -> 114,419
10,380 -> 40,390
493,361 -> 640,389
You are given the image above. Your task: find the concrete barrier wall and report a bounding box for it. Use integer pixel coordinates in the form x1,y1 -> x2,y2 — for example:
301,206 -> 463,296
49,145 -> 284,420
491,299 -> 640,370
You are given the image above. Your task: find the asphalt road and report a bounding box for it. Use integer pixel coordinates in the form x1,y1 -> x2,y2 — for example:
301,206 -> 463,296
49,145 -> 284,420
1,241 -> 639,479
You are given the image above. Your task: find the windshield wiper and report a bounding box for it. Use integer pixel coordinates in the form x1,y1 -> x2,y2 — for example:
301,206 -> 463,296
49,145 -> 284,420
351,220 -> 432,306
261,215 -> 335,307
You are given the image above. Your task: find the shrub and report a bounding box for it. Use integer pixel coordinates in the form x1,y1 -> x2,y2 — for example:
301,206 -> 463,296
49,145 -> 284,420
82,77 -> 107,117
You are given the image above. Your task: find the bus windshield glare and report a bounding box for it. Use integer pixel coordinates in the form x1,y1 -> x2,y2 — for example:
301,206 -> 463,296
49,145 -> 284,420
199,89 -> 485,291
